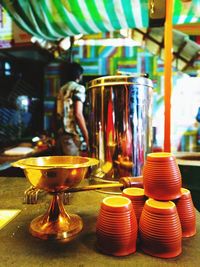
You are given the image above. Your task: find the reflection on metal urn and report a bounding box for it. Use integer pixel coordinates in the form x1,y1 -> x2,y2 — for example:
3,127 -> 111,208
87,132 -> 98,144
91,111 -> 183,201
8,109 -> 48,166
87,75 -> 153,183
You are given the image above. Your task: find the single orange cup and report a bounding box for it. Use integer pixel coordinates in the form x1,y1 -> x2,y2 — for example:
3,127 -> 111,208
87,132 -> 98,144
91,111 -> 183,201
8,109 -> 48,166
143,152 -> 182,200
101,196 -> 133,212
174,188 -> 196,237
96,196 -> 138,256
122,187 -> 147,222
139,199 -> 182,259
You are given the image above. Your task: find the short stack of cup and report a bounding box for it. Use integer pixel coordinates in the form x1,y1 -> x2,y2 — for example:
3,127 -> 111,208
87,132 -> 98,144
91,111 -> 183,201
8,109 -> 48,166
96,152 -> 196,258
140,152 -> 196,258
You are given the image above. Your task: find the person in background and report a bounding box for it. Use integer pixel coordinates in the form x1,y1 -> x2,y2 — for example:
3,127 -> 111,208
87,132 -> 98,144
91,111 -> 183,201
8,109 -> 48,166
56,62 -> 89,155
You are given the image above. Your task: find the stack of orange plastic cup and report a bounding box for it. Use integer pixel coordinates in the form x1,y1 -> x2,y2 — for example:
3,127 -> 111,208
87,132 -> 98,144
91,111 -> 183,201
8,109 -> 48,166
141,152 -> 197,257
140,152 -> 185,258
95,152 -> 196,258
122,187 -> 147,223
96,196 -> 138,256
174,188 -> 196,237
139,199 -> 182,258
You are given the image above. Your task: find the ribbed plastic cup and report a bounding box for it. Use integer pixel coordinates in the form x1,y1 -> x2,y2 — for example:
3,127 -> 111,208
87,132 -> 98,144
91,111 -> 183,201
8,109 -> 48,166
139,199 -> 182,258
96,196 -> 138,256
174,188 -> 196,237
143,152 -> 182,200
122,187 -> 147,223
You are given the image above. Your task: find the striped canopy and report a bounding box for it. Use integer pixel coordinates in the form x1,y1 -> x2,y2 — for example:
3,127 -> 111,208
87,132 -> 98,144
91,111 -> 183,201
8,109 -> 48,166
1,0 -> 200,41
0,0 -> 149,41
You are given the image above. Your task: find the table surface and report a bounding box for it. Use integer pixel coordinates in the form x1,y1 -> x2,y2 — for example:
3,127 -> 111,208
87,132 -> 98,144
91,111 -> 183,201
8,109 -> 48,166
0,176 -> 200,267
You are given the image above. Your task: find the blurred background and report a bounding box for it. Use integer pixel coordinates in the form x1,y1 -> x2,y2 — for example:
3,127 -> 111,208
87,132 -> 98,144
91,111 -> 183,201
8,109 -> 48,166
1,0 -> 200,153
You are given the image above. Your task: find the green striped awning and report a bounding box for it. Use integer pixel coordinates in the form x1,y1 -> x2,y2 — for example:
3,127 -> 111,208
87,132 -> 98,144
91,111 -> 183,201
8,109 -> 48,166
0,0 -> 149,41
1,0 -> 200,42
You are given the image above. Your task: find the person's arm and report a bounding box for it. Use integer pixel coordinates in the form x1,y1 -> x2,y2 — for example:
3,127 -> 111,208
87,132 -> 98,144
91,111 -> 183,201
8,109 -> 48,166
57,89 -> 64,116
56,89 -> 64,134
74,100 -> 89,146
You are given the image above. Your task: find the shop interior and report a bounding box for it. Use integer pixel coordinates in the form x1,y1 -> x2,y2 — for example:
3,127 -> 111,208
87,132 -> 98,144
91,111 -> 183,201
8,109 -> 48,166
0,2 -> 200,153
0,1 -> 200,265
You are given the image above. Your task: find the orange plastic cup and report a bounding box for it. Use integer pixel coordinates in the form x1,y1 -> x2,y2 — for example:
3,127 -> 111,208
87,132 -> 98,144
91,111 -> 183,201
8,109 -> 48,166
96,196 -> 138,256
139,199 -> 182,258
122,187 -> 147,222
143,152 -> 182,200
174,188 -> 196,237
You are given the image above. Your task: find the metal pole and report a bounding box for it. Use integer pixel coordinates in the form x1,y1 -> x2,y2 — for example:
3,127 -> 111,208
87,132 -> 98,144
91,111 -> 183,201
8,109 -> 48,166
164,0 -> 174,152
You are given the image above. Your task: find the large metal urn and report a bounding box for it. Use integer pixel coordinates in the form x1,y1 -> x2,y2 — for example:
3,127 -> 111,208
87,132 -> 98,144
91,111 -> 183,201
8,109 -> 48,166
87,75 -> 153,184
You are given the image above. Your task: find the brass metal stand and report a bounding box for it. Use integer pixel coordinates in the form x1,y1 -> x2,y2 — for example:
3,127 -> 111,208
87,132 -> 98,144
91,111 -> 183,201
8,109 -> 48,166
12,156 -> 99,242
29,193 -> 83,241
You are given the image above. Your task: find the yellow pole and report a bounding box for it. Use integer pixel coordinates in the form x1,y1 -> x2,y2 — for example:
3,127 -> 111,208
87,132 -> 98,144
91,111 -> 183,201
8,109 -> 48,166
164,0 -> 174,152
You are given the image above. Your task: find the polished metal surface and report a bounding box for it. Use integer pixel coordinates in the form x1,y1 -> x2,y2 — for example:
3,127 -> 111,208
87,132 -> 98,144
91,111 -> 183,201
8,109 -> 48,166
87,75 -> 153,182
12,156 -> 99,193
12,156 -> 99,241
